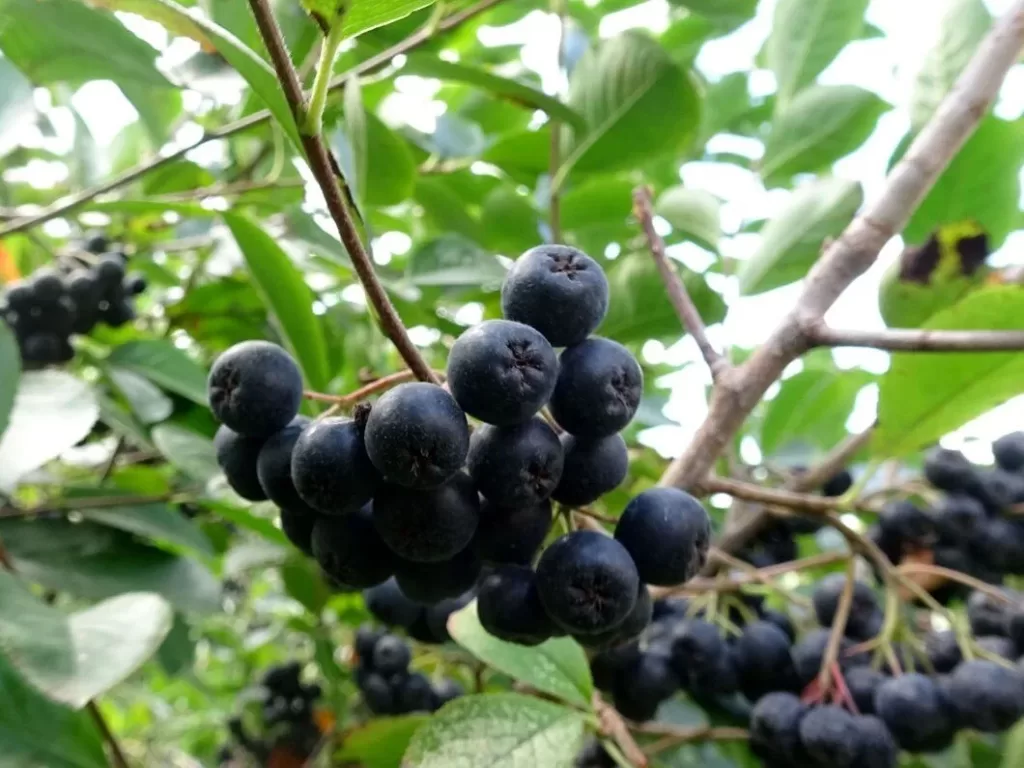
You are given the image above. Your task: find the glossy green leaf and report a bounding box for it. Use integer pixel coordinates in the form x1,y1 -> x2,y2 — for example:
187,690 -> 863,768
0,656 -> 107,768
480,187 -> 541,256
738,177 -> 862,295
407,234 -> 506,287
903,116 -> 1024,249
602,255 -> 726,343
91,0 -> 303,152
107,340 -> 209,406
483,128 -> 552,180
766,0 -> 870,105
0,58 -> 35,157
403,693 -> 586,768
335,715 -> 428,768
910,0 -> 991,129
225,212 -> 331,391
1004,720 -> 1024,768
0,571 -> 172,708
0,371 -> 99,493
403,54 -> 585,131
70,496 -> 214,556
448,601 -> 592,708
341,77 -> 368,212
560,178 -> 635,232
108,368 -> 173,424
874,287 -> 1024,457
656,187 -> 721,251
0,322 -> 20,439
761,368 -> 874,457
151,424 -> 218,484
340,0 -> 434,38
198,498 -> 290,547
561,32 -> 701,180
667,0 -> 757,28
762,85 -> 888,183
156,613 -> 195,675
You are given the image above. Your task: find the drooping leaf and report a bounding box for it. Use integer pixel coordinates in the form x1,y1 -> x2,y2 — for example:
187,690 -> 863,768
761,85 -> 888,183
448,601 -> 592,708
224,212 -> 331,391
483,128 -> 552,181
0,571 -> 172,708
334,715 -> 428,768
0,371 -> 99,493
340,77 -> 368,212
107,340 -> 209,406
903,116 -> 1024,249
760,368 -> 874,457
199,498 -> 290,547
69,494 -> 214,556
656,187 -> 721,252
766,0 -> 871,105
407,235 -> 506,288
561,32 -> 701,180
560,178 -> 635,232
88,0 -> 303,152
403,54 -> 585,131
602,255 -> 726,343
0,656 -> 107,768
910,0 -> 992,130
874,287 -> 1024,457
402,693 -> 587,768
479,187 -> 541,256
151,424 -> 218,484
738,177 -> 862,295
0,321 -> 20,438
156,613 -> 195,676
108,367 -> 173,425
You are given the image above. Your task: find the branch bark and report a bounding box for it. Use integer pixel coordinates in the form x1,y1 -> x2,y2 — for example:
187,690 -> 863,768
809,323 -> 1024,352
659,2 -> 1024,494
247,0 -> 437,383
633,186 -> 727,379
0,0 -> 504,238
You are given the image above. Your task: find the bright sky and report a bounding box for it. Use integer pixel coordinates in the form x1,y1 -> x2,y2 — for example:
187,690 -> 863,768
7,0 -> 1024,466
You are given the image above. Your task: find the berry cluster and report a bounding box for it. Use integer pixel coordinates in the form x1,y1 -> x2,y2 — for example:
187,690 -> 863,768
208,244 -> 711,649
0,234 -> 146,367
590,573 -> 1024,767
220,662 -> 324,765
354,625 -> 463,715
870,435 -> 1024,599
363,577 -> 473,644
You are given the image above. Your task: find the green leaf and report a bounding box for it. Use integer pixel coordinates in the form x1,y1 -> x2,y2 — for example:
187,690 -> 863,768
340,0 -> 434,38
561,178 -> 635,232
407,234 -> 506,287
281,556 -> 331,614
480,187 -> 541,256
483,128 -> 552,181
602,256 -> 726,343
403,693 -> 586,768
403,54 -> 585,131
151,424 -> 218,484
0,58 -> 35,157
448,601 -> 592,708
1003,720 -> 1024,768
107,340 -> 209,406
766,0 -> 870,105
108,368 -> 173,425
0,321 -> 20,439
656,187 -> 721,252
561,32 -> 701,181
0,656 -> 107,768
156,613 -> 195,676
12,534 -> 221,615
332,111 -> 416,208
0,371 -> 99,493
874,287 -> 1024,457
666,0 -> 757,29
69,496 -> 214,556
760,368 -> 874,457
761,85 -> 888,183
91,0 -> 303,152
415,178 -> 483,241
0,572 -> 171,708
738,177 -> 862,295
199,498 -> 290,547
341,77 -> 368,212
903,116 -> 1024,249
224,212 -> 331,391
910,0 -> 991,130
335,714 -> 428,768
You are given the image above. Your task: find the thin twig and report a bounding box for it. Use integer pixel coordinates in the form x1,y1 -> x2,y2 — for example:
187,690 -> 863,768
304,368 -> 445,407
88,702 -> 131,768
247,0 -> 437,384
0,0 -> 505,238
548,0 -> 567,243
650,551 -> 847,598
897,563 -> 1017,604
631,723 -> 748,756
809,323 -> 1024,352
658,3 -> 1024,492
594,693 -> 648,768
818,557 -> 856,692
701,475 -> 841,513
632,186 -> 726,379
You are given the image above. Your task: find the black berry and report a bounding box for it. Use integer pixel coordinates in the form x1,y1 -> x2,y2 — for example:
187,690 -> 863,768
291,417 -> 379,515
207,341 -> 304,438
472,498 -> 552,566
551,433 -> 629,507
373,472 -> 479,562
467,418 -> 563,507
614,487 -> 710,586
549,337 -> 642,438
311,503 -> 395,588
478,565 -> 558,646
214,425 -> 269,501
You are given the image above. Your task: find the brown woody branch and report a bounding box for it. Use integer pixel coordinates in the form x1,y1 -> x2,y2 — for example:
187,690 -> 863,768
247,0 -> 437,383
594,693 -> 648,767
809,323 -> 1024,352
659,0 -> 1024,500
0,0 -> 504,238
633,186 -> 727,379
